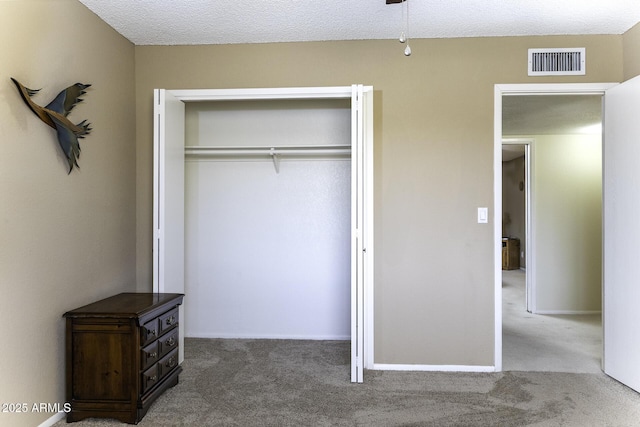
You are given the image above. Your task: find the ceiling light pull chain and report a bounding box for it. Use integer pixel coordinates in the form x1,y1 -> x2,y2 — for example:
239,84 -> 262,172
404,0 -> 411,56
399,0 -> 407,43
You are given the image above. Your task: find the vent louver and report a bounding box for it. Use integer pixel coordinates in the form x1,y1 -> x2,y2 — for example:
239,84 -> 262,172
528,48 -> 586,76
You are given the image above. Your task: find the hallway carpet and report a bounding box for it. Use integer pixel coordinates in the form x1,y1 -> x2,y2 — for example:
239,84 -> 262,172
502,269 -> 602,373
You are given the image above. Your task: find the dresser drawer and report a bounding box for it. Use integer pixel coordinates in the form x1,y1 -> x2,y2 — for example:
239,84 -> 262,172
141,341 -> 159,370
158,348 -> 179,380
141,318 -> 159,346
141,364 -> 159,394
158,329 -> 179,357
159,307 -> 178,334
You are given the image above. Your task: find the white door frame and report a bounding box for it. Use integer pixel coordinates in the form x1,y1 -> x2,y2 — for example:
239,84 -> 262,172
153,86 -> 374,383
493,83 -> 616,371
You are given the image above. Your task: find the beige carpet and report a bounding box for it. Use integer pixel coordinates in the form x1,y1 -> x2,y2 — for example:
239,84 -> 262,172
502,269 -> 602,373
56,338 -> 640,426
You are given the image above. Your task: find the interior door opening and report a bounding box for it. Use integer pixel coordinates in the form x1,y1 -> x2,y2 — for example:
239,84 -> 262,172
501,95 -> 603,373
501,140 -> 529,308
494,85 -> 612,374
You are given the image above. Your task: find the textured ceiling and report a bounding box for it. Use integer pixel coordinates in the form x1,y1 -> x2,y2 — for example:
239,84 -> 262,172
78,0 -> 640,46
503,95 -> 603,136
502,95 -> 603,161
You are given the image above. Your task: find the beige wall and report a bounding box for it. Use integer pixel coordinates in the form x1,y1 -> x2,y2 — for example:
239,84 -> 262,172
0,1 -> 136,426
135,35 -> 623,366
533,134 -> 602,312
624,22 -> 640,80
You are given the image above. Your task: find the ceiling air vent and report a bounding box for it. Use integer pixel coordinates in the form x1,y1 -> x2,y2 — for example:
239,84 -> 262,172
528,48 -> 586,76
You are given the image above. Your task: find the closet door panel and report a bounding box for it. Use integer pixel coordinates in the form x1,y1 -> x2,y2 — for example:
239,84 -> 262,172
185,159 -> 351,339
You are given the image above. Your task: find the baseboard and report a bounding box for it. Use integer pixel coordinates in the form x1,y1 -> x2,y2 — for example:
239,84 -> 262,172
38,411 -> 65,427
372,363 -> 496,373
534,310 -> 601,315
186,333 -> 351,341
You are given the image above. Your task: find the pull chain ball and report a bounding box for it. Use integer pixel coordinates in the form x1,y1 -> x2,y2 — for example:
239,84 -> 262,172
399,0 -> 411,56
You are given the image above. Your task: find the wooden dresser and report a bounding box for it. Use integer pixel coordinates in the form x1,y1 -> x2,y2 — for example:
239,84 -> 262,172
64,293 -> 184,424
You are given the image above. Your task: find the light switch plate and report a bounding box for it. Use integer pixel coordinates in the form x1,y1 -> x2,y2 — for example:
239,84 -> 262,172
478,207 -> 488,223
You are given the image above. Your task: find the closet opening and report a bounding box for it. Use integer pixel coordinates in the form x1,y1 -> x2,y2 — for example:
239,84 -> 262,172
153,86 -> 374,383
184,98 -> 352,340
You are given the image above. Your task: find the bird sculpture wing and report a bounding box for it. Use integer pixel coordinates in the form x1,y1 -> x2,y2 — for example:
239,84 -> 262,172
47,114 -> 91,173
45,83 -> 91,116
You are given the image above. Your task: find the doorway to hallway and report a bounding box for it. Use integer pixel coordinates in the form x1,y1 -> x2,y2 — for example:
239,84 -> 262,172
497,88 -> 605,373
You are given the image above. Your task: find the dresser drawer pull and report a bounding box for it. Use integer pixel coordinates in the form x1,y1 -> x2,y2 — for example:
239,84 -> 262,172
147,352 -> 157,359
147,328 -> 157,337
166,315 -> 176,326
166,337 -> 176,347
148,375 -> 157,381
166,356 -> 177,369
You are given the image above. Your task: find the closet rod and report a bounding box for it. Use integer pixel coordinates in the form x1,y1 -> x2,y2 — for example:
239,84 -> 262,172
184,145 -> 351,157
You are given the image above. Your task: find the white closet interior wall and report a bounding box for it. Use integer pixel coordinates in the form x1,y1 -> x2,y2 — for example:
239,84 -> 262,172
184,99 -> 353,339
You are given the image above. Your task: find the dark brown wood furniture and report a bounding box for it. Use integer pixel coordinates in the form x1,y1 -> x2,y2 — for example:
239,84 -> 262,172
64,293 -> 184,424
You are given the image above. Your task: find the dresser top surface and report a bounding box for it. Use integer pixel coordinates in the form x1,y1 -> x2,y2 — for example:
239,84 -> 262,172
64,293 -> 184,318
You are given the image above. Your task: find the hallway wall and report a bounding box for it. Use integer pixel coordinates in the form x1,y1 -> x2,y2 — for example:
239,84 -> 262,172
533,134 -> 602,313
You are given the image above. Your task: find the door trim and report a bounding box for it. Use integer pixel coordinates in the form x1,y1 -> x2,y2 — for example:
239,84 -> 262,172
493,83 -> 617,371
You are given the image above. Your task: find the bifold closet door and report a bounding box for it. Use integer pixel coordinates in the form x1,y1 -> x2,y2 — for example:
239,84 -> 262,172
184,158 -> 351,339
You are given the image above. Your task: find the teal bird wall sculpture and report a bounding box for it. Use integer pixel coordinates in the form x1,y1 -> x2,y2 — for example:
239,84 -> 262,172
11,78 -> 92,173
